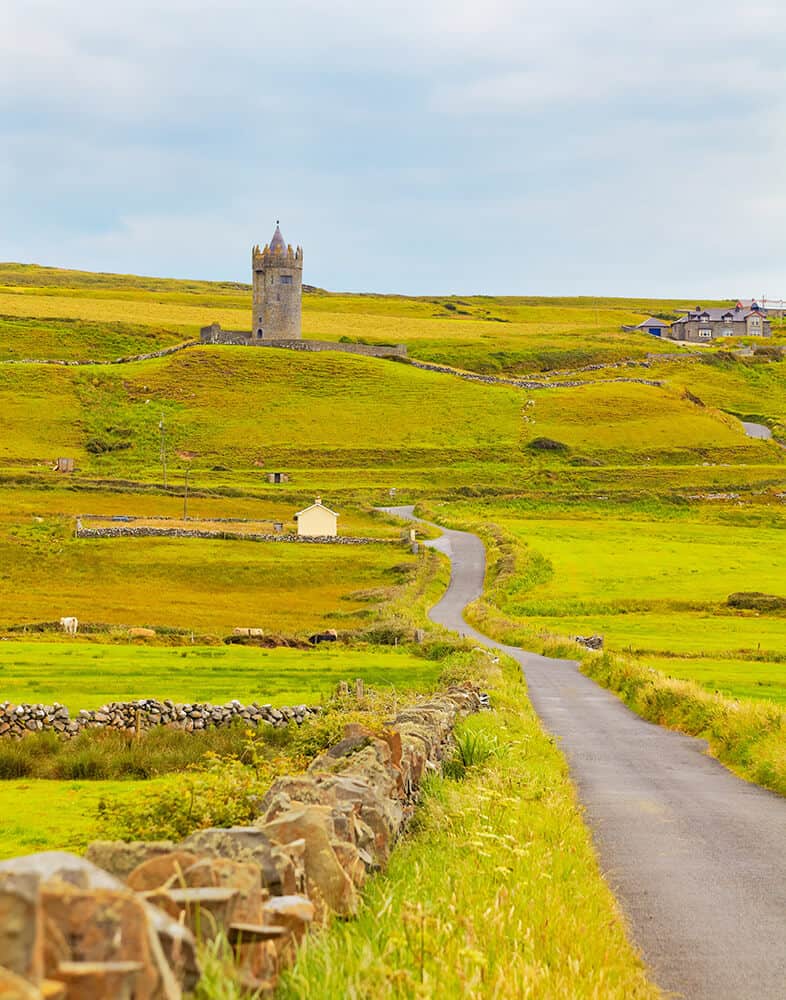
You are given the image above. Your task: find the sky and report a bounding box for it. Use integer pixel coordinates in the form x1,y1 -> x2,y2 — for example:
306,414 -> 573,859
1,0 -> 785,297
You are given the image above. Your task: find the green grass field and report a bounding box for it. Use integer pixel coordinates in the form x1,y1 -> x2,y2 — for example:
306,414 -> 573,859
0,778 -> 164,859
0,526 -> 415,634
0,348 -> 773,483
642,655 -> 786,704
432,497 -> 786,707
0,642 -> 441,710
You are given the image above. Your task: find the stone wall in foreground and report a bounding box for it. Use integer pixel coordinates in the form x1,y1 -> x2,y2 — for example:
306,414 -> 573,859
0,685 -> 484,998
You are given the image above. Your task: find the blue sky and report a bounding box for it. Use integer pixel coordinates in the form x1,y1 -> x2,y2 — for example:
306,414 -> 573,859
1,0 -> 784,296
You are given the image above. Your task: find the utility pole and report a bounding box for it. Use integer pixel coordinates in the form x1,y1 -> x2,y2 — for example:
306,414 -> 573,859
183,466 -> 191,520
159,414 -> 168,489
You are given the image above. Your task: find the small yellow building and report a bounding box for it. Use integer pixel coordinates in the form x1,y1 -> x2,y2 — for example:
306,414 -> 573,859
294,497 -> 339,538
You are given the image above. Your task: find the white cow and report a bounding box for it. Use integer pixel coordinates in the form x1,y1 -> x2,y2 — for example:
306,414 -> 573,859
60,616 -> 78,636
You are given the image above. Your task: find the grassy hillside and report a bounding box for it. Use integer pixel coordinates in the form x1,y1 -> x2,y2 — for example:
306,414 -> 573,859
0,262 -> 710,373
0,348 -> 774,483
3,261 -> 786,999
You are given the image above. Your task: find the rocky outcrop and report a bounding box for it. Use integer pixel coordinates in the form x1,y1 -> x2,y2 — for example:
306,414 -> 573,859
574,634 -> 604,651
0,699 -> 320,740
0,685 -> 485,996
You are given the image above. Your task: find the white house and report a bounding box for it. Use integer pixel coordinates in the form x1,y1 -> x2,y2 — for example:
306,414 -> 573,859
294,497 -> 339,537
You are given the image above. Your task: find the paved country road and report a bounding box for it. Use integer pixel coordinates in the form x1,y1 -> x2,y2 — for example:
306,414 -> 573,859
742,420 -> 774,440
382,506 -> 786,1000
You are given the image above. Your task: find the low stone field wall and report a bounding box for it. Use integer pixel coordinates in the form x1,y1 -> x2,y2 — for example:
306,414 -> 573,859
76,525 -> 386,544
407,358 -> 664,391
0,698 -> 319,739
199,326 -> 407,358
4,340 -> 198,366
0,685 -> 483,998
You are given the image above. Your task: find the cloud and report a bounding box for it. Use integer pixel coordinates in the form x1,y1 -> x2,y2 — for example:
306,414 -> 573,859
1,0 -> 785,295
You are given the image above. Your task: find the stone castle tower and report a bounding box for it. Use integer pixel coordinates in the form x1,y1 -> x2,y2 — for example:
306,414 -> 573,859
251,223 -> 303,340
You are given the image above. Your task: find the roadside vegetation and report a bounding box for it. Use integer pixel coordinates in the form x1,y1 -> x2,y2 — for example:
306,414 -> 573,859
278,655 -> 660,1000
432,509 -> 786,798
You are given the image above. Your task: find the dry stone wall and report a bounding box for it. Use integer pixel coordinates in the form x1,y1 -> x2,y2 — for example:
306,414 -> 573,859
76,525 -> 385,544
3,340 -> 198,367
407,358 -> 664,390
200,325 -> 407,358
0,699 -> 320,740
0,685 -> 484,998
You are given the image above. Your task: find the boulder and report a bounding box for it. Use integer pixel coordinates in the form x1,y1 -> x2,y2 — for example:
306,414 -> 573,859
126,853 -> 200,893
0,966 -> 42,999
86,843 -> 177,881
261,807 -> 357,918
261,895 -> 315,970
181,859 -> 268,977
0,873 -> 43,985
330,842 -> 367,889
40,885 -> 167,1000
51,961 -> 143,1000
0,854 -> 198,996
179,828 -> 298,897
181,859 -> 263,925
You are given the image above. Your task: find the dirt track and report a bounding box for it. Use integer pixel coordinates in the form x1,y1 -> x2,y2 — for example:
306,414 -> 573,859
384,506 -> 786,1000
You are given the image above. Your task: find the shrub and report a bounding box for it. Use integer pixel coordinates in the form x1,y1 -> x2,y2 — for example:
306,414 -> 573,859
97,757 -> 266,841
728,592 -> 786,612
527,437 -> 569,452
85,436 -> 132,454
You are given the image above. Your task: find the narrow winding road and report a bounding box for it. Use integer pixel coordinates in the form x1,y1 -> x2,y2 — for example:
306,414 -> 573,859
384,507 -> 786,1000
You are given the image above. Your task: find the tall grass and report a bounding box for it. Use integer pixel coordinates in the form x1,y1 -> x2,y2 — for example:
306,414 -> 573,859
276,657 -> 660,999
581,651 -> 786,796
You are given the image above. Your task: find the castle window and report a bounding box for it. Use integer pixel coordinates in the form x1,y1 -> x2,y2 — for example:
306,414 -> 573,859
280,275 -> 293,285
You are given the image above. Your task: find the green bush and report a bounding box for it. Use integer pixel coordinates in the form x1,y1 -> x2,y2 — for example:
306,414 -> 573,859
527,437 -> 569,452
727,591 -> 786,612
97,757 -> 265,841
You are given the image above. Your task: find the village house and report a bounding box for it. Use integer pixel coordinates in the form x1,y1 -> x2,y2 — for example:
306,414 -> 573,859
295,497 -> 339,537
666,302 -> 772,343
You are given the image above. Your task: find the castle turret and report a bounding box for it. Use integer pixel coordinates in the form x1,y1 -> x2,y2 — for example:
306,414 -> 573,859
251,222 -> 303,340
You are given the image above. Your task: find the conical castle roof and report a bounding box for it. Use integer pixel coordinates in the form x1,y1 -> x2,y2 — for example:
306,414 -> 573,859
269,224 -> 287,253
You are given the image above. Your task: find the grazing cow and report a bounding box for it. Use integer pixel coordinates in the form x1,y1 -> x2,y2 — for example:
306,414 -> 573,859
59,616 -> 78,636
308,628 -> 338,646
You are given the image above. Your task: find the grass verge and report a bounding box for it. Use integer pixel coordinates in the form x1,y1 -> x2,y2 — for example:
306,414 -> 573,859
580,651 -> 786,796
275,656 -> 660,999
455,517 -> 786,799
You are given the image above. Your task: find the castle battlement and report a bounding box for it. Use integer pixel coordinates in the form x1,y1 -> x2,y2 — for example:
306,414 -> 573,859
252,242 -> 303,270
